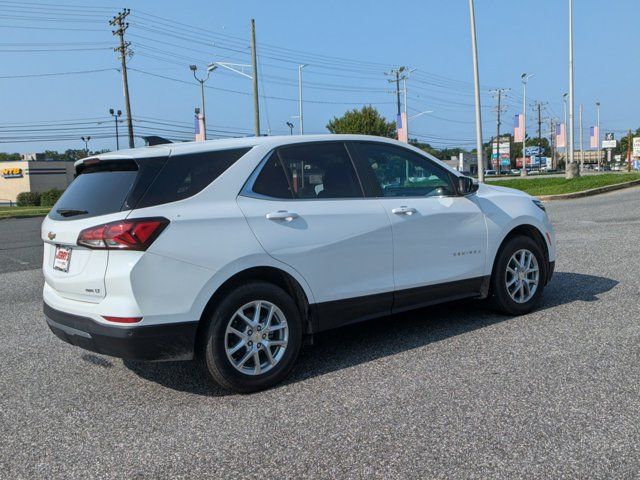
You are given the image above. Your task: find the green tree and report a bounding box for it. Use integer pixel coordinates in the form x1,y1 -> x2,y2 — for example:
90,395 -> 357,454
0,152 -> 20,161
617,128 -> 640,159
326,105 -> 396,138
409,139 -> 442,158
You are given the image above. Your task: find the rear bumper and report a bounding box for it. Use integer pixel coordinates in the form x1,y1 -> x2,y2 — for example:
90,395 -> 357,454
44,303 -> 198,361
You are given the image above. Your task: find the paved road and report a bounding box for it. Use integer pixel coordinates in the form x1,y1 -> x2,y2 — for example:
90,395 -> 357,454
2,188 -> 639,479
0,217 -> 43,273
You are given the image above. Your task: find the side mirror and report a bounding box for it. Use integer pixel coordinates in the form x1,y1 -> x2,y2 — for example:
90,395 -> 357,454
458,176 -> 479,195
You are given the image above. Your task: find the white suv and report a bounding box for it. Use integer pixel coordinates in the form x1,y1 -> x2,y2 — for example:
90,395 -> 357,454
42,135 -> 555,392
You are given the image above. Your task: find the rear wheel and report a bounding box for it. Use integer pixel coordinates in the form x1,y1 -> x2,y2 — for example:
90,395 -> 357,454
490,235 -> 546,315
203,282 -> 302,393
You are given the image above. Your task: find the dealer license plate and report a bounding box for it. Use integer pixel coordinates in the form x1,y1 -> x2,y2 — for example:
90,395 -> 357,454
53,245 -> 72,273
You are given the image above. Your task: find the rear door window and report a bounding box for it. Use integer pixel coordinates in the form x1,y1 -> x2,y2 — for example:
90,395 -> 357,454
137,147 -> 251,208
251,142 -> 363,199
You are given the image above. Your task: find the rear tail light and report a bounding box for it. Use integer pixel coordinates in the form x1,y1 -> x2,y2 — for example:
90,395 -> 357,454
77,217 -> 169,250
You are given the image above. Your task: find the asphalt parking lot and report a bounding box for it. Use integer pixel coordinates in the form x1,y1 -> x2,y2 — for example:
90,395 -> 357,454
1,188 -> 639,479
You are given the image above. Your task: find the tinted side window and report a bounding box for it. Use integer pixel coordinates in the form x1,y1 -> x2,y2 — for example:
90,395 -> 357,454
252,151 -> 293,199
354,142 -> 454,197
137,147 -> 250,208
253,142 -> 362,199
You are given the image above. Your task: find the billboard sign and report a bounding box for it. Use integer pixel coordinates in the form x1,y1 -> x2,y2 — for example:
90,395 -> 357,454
525,146 -> 543,156
1,167 -> 23,179
602,139 -> 617,149
633,137 -> 640,157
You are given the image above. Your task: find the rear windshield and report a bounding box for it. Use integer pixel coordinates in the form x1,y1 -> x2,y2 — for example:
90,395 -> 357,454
48,148 -> 250,221
49,160 -> 148,221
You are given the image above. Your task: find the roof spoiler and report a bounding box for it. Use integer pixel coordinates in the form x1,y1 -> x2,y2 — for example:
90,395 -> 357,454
143,135 -> 173,146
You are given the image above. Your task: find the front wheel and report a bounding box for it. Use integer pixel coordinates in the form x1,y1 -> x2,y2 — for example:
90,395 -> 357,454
490,235 -> 546,315
203,282 -> 302,393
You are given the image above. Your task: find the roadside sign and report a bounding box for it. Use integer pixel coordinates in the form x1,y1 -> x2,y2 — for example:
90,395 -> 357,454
602,139 -> 617,149
633,137 -> 640,157
605,132 -> 615,141
525,146 -> 543,156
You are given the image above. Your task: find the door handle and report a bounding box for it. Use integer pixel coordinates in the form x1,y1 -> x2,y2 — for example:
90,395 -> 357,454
266,210 -> 299,222
391,206 -> 417,215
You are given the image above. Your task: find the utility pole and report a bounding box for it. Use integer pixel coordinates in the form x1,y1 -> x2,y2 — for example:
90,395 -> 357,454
596,102 -> 601,171
490,88 -> 509,172
549,118 -> 556,169
298,64 -> 307,134
627,129 -> 633,172
531,100 -> 548,168
250,19 -> 260,136
535,102 -> 544,144
401,68 -> 416,139
385,66 -> 406,117
110,9 -> 134,149
386,66 -> 409,143
566,0 -> 579,178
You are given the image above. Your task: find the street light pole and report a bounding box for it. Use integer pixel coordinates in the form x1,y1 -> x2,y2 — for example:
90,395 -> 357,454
468,0 -> 485,183
298,64 -> 307,135
579,103 -> 584,169
596,102 -> 601,170
109,108 -> 122,150
81,136 -> 91,154
566,0 -> 579,178
190,65 -> 212,140
286,122 -> 294,135
561,93 -> 568,167
521,73 -> 534,177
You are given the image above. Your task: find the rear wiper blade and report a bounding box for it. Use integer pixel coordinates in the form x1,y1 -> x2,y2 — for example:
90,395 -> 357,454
56,208 -> 88,217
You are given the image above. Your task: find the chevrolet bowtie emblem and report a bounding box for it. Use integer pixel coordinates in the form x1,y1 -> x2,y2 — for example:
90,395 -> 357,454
47,231 -> 56,241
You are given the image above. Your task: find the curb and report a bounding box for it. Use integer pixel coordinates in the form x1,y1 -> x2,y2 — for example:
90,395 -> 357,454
538,179 -> 640,201
0,214 -> 47,220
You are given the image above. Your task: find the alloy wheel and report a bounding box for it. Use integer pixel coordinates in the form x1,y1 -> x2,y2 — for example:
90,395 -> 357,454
505,249 -> 540,304
224,300 -> 289,375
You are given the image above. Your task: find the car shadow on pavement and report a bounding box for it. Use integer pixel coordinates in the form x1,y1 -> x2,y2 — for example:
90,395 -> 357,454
123,271 -> 618,396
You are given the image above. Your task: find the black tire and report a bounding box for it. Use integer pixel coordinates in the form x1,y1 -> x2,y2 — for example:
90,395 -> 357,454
490,235 -> 546,315
203,281 -> 302,393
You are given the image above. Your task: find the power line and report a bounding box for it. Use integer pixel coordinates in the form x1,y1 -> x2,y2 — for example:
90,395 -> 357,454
128,67 -> 396,106
0,67 -> 115,78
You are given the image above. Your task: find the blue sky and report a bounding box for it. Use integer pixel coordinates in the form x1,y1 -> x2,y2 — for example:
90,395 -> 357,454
1,0 -> 638,154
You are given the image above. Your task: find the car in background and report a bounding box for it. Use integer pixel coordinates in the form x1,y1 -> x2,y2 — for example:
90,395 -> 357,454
42,135 -> 556,392
484,169 -> 498,176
